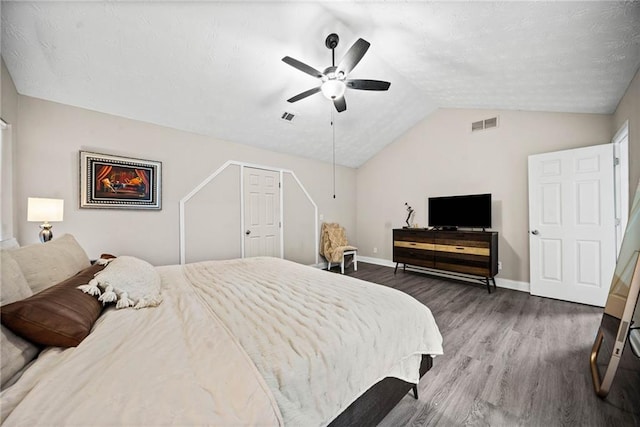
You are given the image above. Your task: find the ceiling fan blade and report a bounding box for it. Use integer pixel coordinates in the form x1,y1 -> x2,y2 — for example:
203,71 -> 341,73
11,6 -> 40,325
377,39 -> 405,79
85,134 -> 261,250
287,86 -> 321,103
333,96 -> 347,113
346,79 -> 391,91
336,38 -> 370,75
282,56 -> 324,79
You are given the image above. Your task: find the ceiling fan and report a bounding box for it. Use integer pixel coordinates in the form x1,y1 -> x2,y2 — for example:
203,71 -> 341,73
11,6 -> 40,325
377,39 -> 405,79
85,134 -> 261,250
282,33 -> 391,113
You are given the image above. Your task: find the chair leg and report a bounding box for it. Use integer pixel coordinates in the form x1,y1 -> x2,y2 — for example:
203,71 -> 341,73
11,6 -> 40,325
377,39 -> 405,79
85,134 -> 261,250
341,257 -> 345,274
353,252 -> 357,271
327,261 -> 331,271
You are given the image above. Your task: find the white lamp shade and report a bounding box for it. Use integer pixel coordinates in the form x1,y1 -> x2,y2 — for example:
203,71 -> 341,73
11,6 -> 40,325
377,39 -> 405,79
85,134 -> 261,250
321,80 -> 346,100
27,198 -> 64,222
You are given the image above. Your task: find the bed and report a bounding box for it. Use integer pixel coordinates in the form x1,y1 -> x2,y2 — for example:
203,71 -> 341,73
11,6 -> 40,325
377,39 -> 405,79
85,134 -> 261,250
0,234 -> 443,426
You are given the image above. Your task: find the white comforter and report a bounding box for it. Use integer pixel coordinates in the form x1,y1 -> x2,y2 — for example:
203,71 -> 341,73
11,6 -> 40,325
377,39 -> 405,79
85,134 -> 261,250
1,257 -> 442,426
184,257 -> 443,426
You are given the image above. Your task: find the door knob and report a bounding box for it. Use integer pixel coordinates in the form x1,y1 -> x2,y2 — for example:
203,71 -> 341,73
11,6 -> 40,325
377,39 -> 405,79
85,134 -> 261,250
245,230 -> 251,235
531,230 -> 540,235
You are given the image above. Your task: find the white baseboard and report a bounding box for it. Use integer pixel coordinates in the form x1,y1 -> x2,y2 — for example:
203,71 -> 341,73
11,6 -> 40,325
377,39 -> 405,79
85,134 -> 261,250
358,256 -> 396,268
357,256 -> 530,293
494,277 -> 530,293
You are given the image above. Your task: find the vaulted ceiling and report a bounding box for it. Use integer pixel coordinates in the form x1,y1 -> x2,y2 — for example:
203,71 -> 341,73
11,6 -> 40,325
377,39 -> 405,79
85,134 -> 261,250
2,1 -> 639,168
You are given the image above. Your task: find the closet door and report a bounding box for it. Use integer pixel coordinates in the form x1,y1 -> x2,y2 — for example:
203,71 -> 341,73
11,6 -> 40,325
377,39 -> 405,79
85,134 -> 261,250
243,167 -> 281,258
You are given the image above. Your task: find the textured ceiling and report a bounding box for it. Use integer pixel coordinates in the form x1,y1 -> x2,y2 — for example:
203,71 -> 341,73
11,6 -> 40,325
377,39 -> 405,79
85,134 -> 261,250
2,1 -> 639,168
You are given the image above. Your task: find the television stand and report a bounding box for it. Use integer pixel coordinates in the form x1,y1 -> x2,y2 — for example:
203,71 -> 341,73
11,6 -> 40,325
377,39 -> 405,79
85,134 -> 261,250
392,228 -> 499,293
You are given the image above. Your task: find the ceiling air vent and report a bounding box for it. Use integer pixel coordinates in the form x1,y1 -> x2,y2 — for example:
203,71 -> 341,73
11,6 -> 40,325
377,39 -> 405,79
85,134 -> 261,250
281,112 -> 296,123
471,116 -> 499,132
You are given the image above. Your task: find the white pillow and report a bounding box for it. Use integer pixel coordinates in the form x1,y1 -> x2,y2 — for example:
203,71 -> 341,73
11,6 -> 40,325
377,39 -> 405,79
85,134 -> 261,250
8,234 -> 91,294
0,250 -> 40,388
0,250 -> 32,305
1,326 -> 39,388
78,256 -> 162,309
0,238 -> 19,250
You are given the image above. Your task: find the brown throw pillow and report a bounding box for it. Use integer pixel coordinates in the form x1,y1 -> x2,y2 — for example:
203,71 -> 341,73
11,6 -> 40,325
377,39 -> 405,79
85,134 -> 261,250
0,256 -> 115,347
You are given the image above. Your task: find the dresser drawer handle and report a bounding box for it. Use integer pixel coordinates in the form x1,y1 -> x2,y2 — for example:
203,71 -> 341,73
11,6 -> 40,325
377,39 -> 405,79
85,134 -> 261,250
456,247 -> 465,250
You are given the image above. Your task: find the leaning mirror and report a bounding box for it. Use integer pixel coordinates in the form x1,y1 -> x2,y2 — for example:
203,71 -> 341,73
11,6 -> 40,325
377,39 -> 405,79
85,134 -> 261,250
590,180 -> 640,398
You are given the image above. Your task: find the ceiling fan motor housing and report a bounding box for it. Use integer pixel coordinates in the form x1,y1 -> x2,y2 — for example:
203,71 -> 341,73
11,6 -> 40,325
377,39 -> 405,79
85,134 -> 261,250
323,66 -> 345,80
325,33 -> 339,50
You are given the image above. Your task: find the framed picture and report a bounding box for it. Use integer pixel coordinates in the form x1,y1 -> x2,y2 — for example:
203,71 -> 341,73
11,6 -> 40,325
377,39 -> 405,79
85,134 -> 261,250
80,151 -> 162,209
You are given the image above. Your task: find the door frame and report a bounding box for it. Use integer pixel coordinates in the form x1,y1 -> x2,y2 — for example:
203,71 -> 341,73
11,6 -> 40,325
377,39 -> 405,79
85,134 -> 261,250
179,160 -> 318,265
0,118 -> 13,242
612,120 -> 630,257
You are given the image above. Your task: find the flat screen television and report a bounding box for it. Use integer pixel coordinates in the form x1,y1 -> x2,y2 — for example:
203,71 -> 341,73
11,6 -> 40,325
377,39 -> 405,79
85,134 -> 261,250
428,193 -> 492,230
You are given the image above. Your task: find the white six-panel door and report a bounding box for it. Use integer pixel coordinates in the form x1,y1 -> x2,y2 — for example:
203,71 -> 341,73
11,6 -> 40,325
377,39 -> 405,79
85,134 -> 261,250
243,167 -> 281,258
528,143 -> 616,307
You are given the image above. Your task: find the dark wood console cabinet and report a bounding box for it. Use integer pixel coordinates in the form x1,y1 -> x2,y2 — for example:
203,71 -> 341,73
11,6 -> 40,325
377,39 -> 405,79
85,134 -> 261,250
393,228 -> 499,293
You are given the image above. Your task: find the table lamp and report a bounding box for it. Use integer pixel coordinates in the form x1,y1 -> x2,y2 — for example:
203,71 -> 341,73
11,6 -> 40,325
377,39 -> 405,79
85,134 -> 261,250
27,197 -> 64,243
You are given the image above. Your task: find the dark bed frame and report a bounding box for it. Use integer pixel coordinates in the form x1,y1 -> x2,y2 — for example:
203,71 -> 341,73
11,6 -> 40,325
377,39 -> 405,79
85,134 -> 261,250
328,355 -> 433,426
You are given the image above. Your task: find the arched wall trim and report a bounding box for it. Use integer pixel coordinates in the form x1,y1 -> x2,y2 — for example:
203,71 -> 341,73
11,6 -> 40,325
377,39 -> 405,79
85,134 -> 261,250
179,160 -> 319,265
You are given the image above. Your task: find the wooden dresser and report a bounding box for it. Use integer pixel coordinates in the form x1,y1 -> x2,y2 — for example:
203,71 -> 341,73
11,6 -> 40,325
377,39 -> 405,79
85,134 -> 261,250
393,228 -> 499,293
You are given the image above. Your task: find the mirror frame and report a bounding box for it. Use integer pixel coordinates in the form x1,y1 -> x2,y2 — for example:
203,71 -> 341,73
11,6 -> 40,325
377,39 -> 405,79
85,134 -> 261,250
590,254 -> 640,397
590,179 -> 640,397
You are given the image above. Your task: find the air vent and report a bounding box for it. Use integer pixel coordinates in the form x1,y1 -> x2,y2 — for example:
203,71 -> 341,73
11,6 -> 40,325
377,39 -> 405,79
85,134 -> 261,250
471,116 -> 499,132
471,120 -> 484,132
484,117 -> 498,129
281,112 -> 296,123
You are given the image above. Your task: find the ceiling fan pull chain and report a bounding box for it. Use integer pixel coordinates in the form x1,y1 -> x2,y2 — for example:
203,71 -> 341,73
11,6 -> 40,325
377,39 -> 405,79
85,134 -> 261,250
332,109 -> 336,199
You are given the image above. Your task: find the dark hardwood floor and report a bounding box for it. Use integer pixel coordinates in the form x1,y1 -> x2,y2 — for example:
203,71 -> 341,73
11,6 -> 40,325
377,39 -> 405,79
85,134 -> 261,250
339,262 -> 640,427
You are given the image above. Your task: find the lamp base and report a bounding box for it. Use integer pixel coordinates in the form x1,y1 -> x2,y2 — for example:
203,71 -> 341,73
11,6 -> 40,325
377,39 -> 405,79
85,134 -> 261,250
39,223 -> 53,243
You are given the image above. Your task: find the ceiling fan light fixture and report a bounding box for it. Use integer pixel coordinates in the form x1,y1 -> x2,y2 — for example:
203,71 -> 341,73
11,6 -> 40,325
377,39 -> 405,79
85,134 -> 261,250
283,35 -> 389,111
321,79 -> 346,100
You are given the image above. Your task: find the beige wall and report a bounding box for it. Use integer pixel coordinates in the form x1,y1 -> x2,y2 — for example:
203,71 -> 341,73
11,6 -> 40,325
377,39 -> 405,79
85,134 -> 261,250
14,96 -> 357,266
614,68 -> 640,204
10,67 -> 638,275
1,58 -> 19,240
356,108 -> 612,283
182,163 -> 321,265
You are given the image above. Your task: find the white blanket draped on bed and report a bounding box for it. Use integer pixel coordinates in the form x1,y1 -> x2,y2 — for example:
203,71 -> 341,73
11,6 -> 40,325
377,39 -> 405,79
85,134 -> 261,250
1,265 -> 283,426
184,257 -> 443,426
1,257 -> 442,426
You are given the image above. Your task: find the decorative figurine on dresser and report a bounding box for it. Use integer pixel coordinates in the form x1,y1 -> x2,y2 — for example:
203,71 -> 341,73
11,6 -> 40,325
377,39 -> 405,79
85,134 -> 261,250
393,194 -> 498,293
404,203 -> 415,228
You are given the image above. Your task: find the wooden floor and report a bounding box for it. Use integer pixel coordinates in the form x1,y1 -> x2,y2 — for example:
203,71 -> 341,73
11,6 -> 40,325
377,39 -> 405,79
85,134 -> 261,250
339,262 -> 640,427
